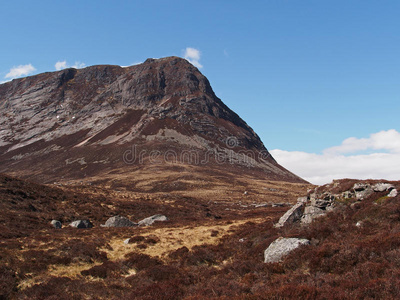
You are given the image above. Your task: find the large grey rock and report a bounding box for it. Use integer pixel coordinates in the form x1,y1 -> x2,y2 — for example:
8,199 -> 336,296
388,189 -> 398,198
51,220 -> 62,229
102,216 -> 137,228
138,214 -> 168,226
274,202 -> 304,228
264,237 -> 310,263
355,189 -> 374,200
310,192 -> 335,209
352,183 -> 373,200
301,206 -> 326,224
69,220 -> 93,228
372,183 -> 394,192
353,183 -> 371,191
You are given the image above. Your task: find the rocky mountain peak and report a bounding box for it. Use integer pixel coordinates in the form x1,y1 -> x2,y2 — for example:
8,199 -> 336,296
0,57 -> 305,184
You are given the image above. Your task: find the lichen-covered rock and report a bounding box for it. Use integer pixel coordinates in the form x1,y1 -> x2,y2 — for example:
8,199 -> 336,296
69,220 -> 93,228
301,206 -> 326,224
138,214 -> 168,226
373,183 -> 394,192
274,202 -> 304,228
310,192 -> 335,209
264,237 -> 310,263
102,216 -> 137,228
353,183 -> 371,191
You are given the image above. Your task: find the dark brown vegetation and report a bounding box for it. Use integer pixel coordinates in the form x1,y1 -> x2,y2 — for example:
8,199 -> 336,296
1,175 -> 400,299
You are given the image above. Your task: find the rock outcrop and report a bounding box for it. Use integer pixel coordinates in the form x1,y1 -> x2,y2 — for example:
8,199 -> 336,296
264,237 -> 310,263
274,180 -> 398,227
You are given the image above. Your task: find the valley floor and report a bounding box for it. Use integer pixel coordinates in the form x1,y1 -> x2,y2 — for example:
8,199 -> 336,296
1,175 -> 400,299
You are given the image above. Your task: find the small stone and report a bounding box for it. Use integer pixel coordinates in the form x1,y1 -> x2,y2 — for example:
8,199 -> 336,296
51,220 -> 62,229
123,238 -> 131,245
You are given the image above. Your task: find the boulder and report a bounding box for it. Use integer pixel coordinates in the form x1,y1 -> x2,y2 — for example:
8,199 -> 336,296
388,189 -> 398,198
51,220 -> 62,229
69,220 -> 93,228
102,216 -> 137,228
373,183 -> 394,192
355,189 -> 374,200
138,214 -> 168,226
274,202 -> 304,228
301,206 -> 326,224
264,237 -> 310,263
310,192 -> 335,209
342,190 -> 355,199
353,183 -> 371,191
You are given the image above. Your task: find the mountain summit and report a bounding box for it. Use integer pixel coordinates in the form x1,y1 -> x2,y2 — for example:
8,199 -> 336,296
0,57 -> 305,186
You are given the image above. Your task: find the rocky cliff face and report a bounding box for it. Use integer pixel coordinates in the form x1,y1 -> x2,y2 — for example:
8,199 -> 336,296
0,56 -> 305,184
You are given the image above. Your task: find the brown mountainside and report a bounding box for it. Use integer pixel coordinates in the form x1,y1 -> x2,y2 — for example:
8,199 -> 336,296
0,56 -> 305,189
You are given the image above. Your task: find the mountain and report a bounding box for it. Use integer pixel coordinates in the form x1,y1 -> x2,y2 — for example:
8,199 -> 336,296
0,56 -> 305,189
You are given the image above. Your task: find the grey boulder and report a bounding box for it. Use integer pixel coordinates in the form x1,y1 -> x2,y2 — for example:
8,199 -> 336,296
388,189 -> 398,198
51,220 -> 62,229
274,202 -> 304,228
102,216 -> 137,228
372,183 -> 394,192
69,220 -> 93,228
138,214 -> 168,226
264,237 -> 310,263
301,206 -> 326,224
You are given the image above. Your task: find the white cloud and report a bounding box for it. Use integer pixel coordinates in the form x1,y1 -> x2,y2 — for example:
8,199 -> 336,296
271,129 -> 400,185
5,64 -> 36,79
55,60 -> 86,70
323,129 -> 400,155
184,47 -> 203,68
55,61 -> 68,71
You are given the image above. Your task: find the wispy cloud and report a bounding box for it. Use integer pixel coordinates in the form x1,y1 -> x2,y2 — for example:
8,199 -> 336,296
55,60 -> 86,71
5,64 -> 36,79
270,129 -> 400,185
184,47 -> 203,68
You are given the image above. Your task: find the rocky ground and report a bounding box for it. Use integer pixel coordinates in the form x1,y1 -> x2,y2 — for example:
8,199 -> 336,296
1,174 -> 400,299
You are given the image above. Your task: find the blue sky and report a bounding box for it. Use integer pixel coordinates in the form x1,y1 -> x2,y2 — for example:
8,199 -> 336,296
1,0 -> 400,184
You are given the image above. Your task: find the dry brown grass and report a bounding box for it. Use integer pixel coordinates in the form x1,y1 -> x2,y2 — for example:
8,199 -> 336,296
105,217 -> 268,260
